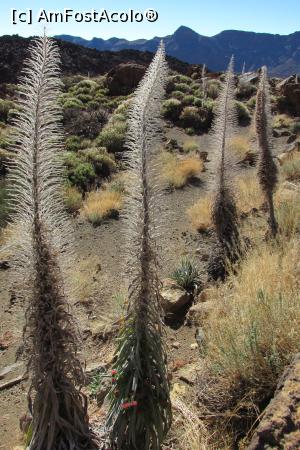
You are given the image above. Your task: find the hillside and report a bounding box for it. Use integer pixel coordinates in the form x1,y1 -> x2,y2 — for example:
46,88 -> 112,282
0,36 -> 300,450
0,35 -> 193,84
56,26 -> 300,76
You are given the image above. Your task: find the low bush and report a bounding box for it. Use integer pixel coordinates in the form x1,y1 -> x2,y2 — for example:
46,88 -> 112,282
171,91 -> 185,100
162,98 -> 183,121
80,147 -> 116,174
206,80 -> 221,99
180,106 -> 202,129
96,121 -> 127,153
187,194 -> 213,232
182,95 -> 196,106
174,83 -> 190,93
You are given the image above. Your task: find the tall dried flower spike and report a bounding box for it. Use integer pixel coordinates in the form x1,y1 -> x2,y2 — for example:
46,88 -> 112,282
7,35 -> 98,450
255,66 -> 278,237
208,57 -> 240,280
106,42 -> 172,450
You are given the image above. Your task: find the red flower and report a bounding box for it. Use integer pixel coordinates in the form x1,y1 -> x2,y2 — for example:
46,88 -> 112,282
111,369 -> 117,375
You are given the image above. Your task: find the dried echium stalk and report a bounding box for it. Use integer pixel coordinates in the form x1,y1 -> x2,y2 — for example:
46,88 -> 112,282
208,57 -> 240,280
106,42 -> 172,450
7,35 -> 98,450
255,66 -> 278,237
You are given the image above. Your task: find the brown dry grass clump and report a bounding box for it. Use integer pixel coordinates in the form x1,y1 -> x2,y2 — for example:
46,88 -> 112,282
229,135 -> 251,159
235,172 -> 264,213
161,152 -> 204,188
187,194 -> 213,231
82,189 -> 123,225
198,233 -> 300,446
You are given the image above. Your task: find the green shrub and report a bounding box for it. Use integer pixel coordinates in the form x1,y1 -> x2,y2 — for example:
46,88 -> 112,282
80,147 -> 117,176
171,258 -> 200,291
180,106 -> 202,129
76,93 -> 93,104
70,162 -> 95,190
235,101 -> 251,124
63,97 -> 83,109
193,98 -> 204,107
174,83 -> 190,93
65,135 -> 82,152
171,91 -> 185,100
162,98 -> 182,121
182,95 -> 196,106
206,80 -> 221,99
96,122 -> 127,153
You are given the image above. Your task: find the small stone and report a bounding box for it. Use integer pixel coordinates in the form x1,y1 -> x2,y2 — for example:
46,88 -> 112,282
190,343 -> 198,350
177,363 -> 198,385
172,341 -> 180,349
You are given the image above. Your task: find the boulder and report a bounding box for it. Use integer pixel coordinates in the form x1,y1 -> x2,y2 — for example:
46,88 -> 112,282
160,279 -> 191,313
186,302 -> 213,325
248,353 -> 300,450
277,76 -> 300,116
106,63 -> 146,95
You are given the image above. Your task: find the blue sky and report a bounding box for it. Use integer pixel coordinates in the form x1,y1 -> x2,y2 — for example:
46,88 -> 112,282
2,0 -> 300,39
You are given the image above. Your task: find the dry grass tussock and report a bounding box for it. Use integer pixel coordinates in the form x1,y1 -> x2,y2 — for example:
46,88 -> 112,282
235,172 -> 264,213
203,238 -> 300,393
187,194 -> 213,231
161,152 -> 204,188
229,134 -> 253,159
281,151 -> 300,181
82,189 -> 123,225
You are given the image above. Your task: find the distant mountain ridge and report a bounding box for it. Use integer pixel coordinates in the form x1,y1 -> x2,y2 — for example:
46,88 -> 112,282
56,26 -> 300,76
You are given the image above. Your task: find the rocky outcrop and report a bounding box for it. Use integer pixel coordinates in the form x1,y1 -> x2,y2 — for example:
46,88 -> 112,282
248,354 -> 300,450
277,75 -> 300,116
106,63 -> 146,95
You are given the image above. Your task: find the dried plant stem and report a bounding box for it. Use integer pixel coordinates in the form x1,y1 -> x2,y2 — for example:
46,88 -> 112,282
255,66 -> 278,237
